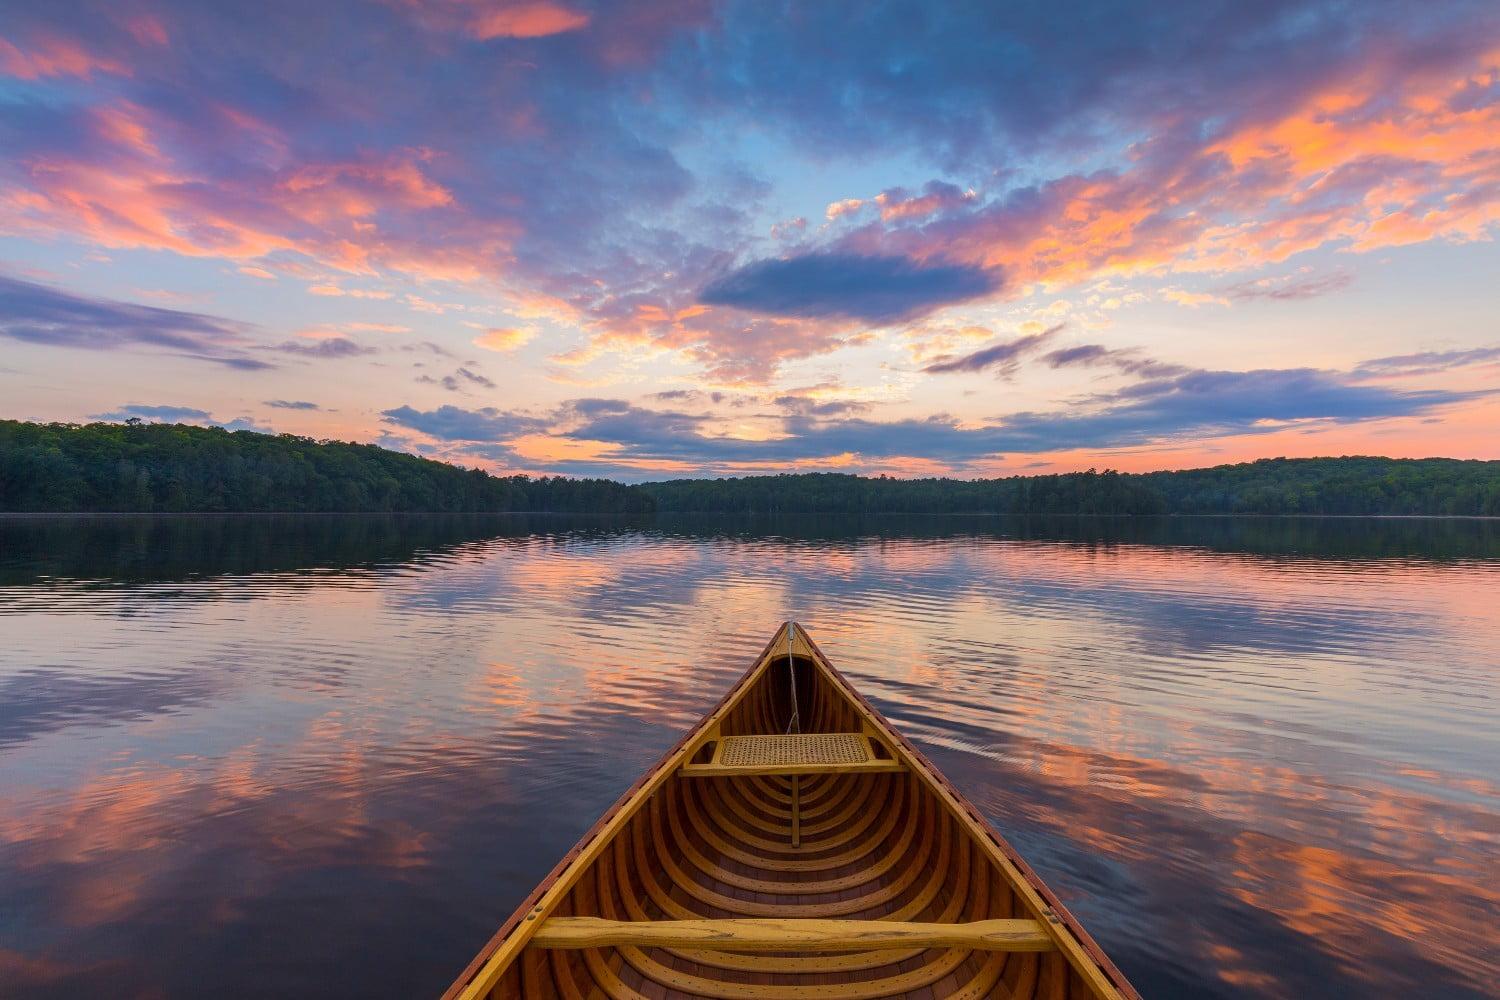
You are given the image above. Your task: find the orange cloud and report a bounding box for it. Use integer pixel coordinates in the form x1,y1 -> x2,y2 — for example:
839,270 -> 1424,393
825,197 -> 866,220
472,326 -> 536,351
470,2 -> 590,39
307,284 -> 394,299
918,45 -> 1500,298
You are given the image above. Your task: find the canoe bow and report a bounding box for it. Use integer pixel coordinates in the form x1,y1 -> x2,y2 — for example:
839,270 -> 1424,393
443,622 -> 1141,1000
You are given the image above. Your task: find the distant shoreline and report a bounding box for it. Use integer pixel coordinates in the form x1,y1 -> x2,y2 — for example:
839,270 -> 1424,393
1,510 -> 1496,521
3,420 -> 1498,517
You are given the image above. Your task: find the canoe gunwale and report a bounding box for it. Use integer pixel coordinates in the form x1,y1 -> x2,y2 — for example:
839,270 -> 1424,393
440,622 -> 1142,1000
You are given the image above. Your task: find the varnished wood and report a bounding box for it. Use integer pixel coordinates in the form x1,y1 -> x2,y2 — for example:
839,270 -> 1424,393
443,622 -> 1142,1000
531,917 -> 1056,952
789,774 -> 799,847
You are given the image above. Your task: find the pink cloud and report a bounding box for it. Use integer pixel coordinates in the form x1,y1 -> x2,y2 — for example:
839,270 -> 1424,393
875,183 -> 975,222
0,98 -> 512,283
468,2 -> 590,39
0,35 -> 129,80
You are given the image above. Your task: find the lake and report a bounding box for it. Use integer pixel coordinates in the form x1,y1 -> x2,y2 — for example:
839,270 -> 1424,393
1,514 -> 1496,999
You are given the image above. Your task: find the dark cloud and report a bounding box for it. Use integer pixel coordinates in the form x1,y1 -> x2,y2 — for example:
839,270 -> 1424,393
418,366 -> 497,391
451,442 -> 522,464
678,1 -> 1494,171
773,396 -> 872,417
218,416 -> 273,433
699,253 -> 1000,324
1042,344 -> 1113,367
380,404 -> 546,441
376,348 -> 1482,476
92,404 -> 212,422
1224,271 -> 1354,302
924,324 -> 1064,375
0,274 -> 269,369
264,400 -> 321,410
90,404 -> 272,434
565,398 -> 710,449
456,367 -> 495,389
1041,344 -> 1191,379
266,338 -> 375,358
401,341 -> 458,358
1353,345 -> 1500,378
551,367 -> 1478,471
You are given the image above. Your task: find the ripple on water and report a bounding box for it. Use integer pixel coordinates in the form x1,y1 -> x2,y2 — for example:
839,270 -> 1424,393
0,514 -> 1496,1000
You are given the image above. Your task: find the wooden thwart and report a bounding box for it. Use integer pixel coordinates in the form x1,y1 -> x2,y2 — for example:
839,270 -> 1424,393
680,733 -> 904,778
530,917 -> 1056,953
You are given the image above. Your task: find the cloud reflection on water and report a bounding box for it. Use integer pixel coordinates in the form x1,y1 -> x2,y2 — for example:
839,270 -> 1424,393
0,514 -> 1496,998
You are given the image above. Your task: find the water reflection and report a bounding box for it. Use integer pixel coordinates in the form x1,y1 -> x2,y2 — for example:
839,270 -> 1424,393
0,514 -> 1496,998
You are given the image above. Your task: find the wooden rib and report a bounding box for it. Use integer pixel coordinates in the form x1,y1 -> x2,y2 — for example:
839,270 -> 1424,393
660,780 -> 920,896
638,790 -> 945,919
685,776 -> 891,856
739,771 -> 839,809
712,768 -> 864,831
675,777 -> 912,873
600,797 -> 983,990
580,945 -> 646,1000
604,940 -> 980,1000
948,949 -> 1010,1000
671,814 -> 988,976
726,774 -> 875,841
710,770 -> 881,840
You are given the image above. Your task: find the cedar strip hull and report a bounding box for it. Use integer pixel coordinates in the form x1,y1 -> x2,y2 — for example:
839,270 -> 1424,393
444,623 -> 1141,1000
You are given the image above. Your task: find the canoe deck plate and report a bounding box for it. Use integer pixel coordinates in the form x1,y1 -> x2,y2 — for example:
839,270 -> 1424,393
720,733 -> 871,767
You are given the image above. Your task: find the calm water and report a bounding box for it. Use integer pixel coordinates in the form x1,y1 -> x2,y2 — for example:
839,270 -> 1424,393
0,514 -> 1496,999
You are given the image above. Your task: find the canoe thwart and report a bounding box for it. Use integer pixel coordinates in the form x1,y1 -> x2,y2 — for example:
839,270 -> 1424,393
679,732 -> 904,777
529,916 -> 1057,953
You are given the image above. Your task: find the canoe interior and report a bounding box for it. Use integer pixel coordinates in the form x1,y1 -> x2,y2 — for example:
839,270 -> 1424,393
447,623 -> 1138,1000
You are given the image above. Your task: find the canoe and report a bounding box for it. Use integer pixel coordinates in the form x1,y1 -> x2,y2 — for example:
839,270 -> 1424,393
444,622 -> 1140,1000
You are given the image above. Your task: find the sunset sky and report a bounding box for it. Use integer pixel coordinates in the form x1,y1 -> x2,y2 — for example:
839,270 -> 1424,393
2,0 -> 1497,480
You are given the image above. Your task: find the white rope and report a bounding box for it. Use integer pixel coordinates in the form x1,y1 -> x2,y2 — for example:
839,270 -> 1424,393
785,621 -> 800,734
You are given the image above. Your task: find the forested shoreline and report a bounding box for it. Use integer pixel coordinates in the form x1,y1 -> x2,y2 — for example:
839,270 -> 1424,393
0,420 -> 648,513
642,459 -> 1500,516
2,420 -> 1497,515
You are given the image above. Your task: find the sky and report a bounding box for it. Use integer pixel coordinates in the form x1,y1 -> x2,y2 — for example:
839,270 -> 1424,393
1,0 -> 1498,482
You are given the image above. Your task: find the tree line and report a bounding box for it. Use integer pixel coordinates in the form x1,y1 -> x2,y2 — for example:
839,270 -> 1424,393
638,459 -> 1500,516
2,420 -> 1496,516
0,420 -> 649,513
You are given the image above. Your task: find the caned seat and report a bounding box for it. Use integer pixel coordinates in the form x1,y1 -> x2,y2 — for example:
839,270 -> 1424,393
679,732 -> 904,777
